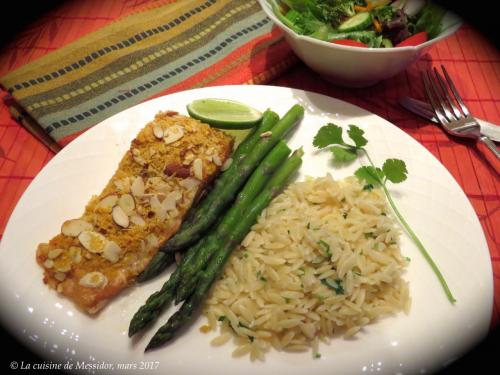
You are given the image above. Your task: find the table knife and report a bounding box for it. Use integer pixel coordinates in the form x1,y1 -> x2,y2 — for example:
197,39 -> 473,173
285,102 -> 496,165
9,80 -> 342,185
399,96 -> 500,143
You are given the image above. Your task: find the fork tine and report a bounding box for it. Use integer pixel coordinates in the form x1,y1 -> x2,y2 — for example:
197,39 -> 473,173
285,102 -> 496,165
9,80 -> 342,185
411,99 -> 438,120
441,65 -> 471,117
422,70 -> 449,125
430,68 -> 457,122
433,68 -> 462,120
427,69 -> 456,123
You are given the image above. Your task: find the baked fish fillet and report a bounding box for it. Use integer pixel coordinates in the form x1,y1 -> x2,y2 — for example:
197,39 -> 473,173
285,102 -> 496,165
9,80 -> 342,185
36,111 -> 233,314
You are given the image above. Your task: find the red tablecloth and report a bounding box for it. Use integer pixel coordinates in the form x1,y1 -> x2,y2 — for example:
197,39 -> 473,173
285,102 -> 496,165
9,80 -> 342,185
0,0 -> 498,333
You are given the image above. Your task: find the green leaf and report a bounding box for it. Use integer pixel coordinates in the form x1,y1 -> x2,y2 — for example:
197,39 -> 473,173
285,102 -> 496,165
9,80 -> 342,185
347,125 -> 368,148
321,278 -> 344,295
317,240 -> 332,258
382,159 -> 408,183
354,166 -> 385,186
330,145 -> 357,162
313,123 -> 344,148
415,3 -> 446,39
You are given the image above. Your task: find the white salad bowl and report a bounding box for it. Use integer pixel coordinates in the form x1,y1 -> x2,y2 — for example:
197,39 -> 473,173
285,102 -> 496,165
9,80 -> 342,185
258,0 -> 462,87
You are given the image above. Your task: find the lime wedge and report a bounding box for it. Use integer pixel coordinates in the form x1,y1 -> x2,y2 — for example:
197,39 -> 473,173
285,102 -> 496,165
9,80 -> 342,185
186,98 -> 262,129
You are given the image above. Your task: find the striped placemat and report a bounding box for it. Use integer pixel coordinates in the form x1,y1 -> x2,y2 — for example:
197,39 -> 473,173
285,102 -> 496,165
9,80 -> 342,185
0,0 -> 296,145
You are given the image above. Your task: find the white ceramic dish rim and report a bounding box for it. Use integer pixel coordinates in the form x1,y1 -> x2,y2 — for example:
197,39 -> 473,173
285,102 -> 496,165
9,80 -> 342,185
0,85 -> 493,375
258,0 -> 463,52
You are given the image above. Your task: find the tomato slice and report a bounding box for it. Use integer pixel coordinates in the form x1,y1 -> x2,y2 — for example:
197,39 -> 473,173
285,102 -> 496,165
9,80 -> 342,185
331,39 -> 368,48
396,32 -> 428,47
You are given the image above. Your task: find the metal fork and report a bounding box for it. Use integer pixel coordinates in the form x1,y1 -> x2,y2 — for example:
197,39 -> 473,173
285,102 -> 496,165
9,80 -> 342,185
422,65 -> 500,160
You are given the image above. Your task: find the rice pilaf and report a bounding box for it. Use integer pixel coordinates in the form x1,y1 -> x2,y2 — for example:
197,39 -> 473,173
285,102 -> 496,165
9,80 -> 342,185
203,175 -> 410,360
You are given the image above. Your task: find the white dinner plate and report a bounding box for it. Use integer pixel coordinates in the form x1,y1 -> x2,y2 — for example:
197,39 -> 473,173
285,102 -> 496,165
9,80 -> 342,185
0,85 -> 492,374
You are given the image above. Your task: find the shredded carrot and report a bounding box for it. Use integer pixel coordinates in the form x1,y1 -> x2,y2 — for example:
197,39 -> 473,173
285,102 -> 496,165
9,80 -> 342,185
373,17 -> 382,33
354,5 -> 370,12
355,1 -> 374,12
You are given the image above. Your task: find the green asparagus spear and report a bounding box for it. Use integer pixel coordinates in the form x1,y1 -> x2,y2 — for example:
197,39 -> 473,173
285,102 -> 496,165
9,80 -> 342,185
128,268 -> 180,337
145,149 -> 304,350
136,252 -> 175,283
129,242 -> 200,336
131,142 -> 291,333
161,105 -> 304,253
137,110 -> 280,282
175,140 -> 292,302
230,109 -> 280,164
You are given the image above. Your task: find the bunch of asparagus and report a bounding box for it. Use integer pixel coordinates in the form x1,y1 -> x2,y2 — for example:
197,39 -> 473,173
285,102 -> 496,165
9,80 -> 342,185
129,104 -> 305,350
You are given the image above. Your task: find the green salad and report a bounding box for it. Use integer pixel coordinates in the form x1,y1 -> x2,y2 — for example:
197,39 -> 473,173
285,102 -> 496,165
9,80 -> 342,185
268,0 -> 447,48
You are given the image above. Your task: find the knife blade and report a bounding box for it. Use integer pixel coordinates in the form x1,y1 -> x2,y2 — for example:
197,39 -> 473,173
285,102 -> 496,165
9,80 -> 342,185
399,96 -> 500,143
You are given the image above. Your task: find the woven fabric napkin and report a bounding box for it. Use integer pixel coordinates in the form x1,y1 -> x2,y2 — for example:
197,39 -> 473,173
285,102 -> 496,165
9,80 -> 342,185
0,0 -> 296,146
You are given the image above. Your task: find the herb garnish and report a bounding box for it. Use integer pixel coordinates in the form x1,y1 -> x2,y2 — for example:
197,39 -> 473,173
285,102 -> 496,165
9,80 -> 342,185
321,278 -> 344,295
313,123 -> 455,304
317,240 -> 332,258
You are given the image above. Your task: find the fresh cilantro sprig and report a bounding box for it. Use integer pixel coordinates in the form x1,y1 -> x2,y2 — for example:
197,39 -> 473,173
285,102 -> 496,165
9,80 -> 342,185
313,124 -> 455,304
313,123 -> 367,162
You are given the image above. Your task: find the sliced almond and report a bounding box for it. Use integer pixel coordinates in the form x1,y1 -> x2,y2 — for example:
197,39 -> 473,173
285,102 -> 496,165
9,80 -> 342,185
112,206 -> 129,228
192,158 -> 203,180
180,177 -> 200,190
260,130 -> 272,138
212,154 -> 222,166
163,125 -> 184,144
221,157 -> 233,171
55,261 -> 71,273
161,192 -> 180,212
61,219 -> 93,237
149,195 -> 162,213
130,214 -> 146,226
114,177 -> 132,192
118,194 -> 135,215
205,147 -> 215,156
54,272 -> 66,282
182,151 -> 195,165
150,195 -> 168,220
147,176 -> 170,192
171,191 -> 183,201
97,195 -> 118,211
164,163 -> 191,177
157,207 -> 168,221
132,154 -> 146,166
69,247 -> 82,264
78,231 -> 107,253
130,177 -> 145,197
152,125 -> 164,139
103,241 -> 122,263
146,234 -> 159,249
79,272 -> 108,289
43,259 -> 54,269
48,248 -> 63,259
